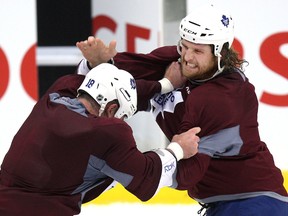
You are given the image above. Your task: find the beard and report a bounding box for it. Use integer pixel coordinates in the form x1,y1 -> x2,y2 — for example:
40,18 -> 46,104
181,58 -> 218,81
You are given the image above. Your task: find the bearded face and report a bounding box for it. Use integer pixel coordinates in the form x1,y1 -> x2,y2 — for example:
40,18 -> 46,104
179,39 -> 218,81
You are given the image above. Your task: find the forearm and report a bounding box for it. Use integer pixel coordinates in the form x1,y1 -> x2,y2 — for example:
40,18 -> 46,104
149,141 -> 189,197
135,79 -> 161,111
114,46 -> 179,81
174,153 -> 211,189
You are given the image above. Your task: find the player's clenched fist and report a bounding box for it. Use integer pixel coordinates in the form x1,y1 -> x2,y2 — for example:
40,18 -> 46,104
167,127 -> 201,160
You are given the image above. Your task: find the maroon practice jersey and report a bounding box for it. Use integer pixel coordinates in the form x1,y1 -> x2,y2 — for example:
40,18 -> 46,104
112,46 -> 288,203
0,74 -> 175,216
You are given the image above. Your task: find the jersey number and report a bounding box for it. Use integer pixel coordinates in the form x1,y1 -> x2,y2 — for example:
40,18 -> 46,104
85,79 -> 95,88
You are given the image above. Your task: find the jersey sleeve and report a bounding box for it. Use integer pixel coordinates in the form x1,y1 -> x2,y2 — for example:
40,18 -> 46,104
135,79 -> 161,111
114,46 -> 180,81
114,46 -> 180,111
95,121 -> 176,201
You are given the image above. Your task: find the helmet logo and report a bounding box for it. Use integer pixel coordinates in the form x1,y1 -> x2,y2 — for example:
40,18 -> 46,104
96,94 -> 104,101
183,28 -> 197,35
130,78 -> 136,89
221,15 -> 230,28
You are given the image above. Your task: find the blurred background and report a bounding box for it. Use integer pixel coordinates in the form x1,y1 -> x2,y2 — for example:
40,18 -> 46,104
0,0 -> 287,215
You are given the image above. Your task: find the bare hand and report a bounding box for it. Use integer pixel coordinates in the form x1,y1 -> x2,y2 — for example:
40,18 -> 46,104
171,127 -> 201,159
164,61 -> 187,89
76,36 -> 117,68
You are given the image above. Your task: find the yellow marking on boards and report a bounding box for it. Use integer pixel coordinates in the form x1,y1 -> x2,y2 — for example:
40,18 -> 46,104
88,170 -> 288,205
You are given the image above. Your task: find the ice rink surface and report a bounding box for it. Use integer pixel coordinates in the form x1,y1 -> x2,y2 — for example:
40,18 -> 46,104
79,203 -> 201,216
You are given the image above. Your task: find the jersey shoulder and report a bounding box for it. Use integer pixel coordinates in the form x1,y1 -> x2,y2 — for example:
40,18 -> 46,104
46,74 -> 85,96
89,117 -> 135,146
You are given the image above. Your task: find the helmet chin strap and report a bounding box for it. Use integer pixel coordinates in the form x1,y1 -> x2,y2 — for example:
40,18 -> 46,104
98,103 -> 106,117
193,53 -> 224,83
216,53 -> 224,72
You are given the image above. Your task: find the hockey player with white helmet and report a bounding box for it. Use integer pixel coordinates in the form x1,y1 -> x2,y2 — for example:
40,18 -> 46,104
77,3 -> 288,216
0,62 -> 201,215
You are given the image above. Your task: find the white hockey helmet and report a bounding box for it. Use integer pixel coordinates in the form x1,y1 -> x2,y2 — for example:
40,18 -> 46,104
77,63 -> 137,119
179,4 -> 234,57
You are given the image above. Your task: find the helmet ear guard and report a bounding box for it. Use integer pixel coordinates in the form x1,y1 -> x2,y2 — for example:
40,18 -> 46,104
77,63 -> 137,119
114,70 -> 137,119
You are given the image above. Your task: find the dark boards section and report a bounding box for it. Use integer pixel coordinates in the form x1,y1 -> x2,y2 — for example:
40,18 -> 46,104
37,0 -> 92,97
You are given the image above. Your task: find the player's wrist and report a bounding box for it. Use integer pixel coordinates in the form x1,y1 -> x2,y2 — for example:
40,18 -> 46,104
159,78 -> 174,94
166,142 -> 184,161
86,59 -> 93,70
87,58 -> 114,69
107,58 -> 114,65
